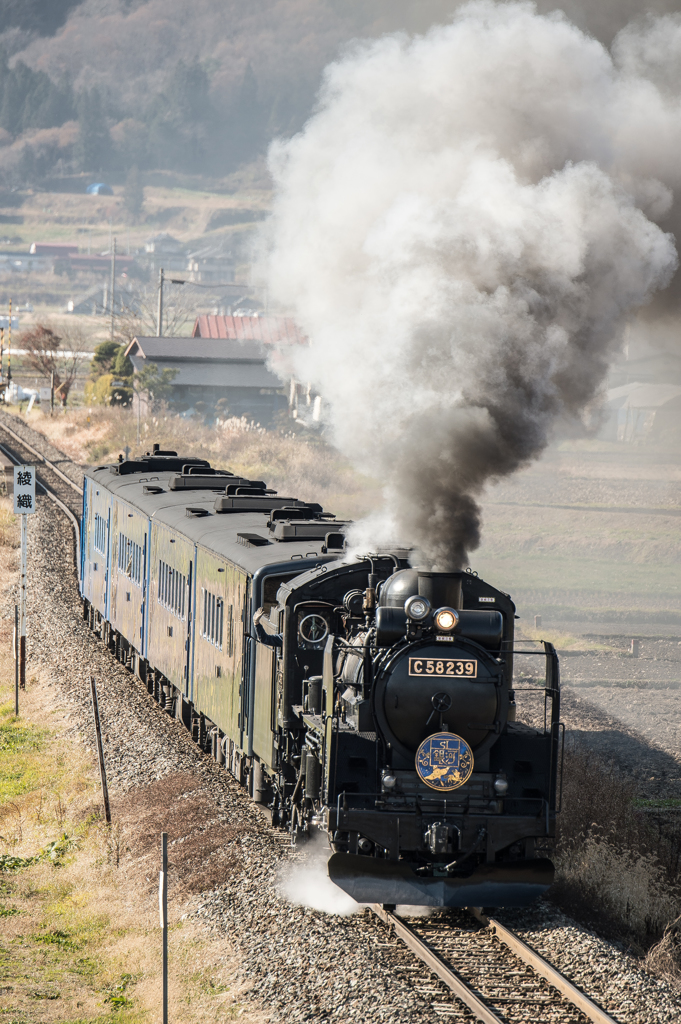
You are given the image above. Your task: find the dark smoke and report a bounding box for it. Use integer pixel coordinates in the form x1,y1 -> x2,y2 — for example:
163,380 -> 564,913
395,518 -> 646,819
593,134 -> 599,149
264,2 -> 679,568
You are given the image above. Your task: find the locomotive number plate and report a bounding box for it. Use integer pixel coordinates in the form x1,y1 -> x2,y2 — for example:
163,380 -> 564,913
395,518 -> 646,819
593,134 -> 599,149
409,658 -> 477,678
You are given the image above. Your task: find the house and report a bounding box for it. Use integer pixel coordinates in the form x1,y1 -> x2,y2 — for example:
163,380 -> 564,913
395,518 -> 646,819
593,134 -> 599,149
124,335 -> 288,425
30,242 -> 79,257
192,314 -> 305,344
143,233 -> 187,274
144,233 -> 185,255
185,241 -> 235,284
190,315 -> 323,424
601,382 -> 681,441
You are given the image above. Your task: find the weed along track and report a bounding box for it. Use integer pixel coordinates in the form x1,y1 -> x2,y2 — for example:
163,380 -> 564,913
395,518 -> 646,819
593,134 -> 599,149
2,411 -> 680,1023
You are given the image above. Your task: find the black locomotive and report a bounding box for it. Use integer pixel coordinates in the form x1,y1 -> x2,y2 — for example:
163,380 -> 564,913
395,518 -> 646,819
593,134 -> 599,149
81,445 -> 560,907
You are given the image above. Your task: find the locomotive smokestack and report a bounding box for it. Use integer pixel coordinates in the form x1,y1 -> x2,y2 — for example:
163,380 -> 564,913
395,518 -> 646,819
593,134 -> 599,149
264,3 -> 680,566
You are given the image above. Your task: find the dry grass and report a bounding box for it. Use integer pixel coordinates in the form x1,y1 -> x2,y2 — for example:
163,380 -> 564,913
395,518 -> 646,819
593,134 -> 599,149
20,404 -> 381,521
645,915 -> 681,988
0,496 -> 19,552
553,744 -> 681,957
0,504 -> 266,1024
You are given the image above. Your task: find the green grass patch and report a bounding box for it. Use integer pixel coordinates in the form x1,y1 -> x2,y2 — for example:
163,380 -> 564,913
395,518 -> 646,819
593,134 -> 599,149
35,930 -> 80,951
0,705 -> 50,802
633,798 -> 681,810
0,834 -> 78,873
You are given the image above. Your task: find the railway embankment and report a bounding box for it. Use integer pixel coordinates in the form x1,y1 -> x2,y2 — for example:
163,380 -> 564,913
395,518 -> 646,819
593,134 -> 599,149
0,412 -> 680,1022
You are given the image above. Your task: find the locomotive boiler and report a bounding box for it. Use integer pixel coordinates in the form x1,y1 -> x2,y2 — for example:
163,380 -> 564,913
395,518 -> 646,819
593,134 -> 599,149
80,445 -> 561,908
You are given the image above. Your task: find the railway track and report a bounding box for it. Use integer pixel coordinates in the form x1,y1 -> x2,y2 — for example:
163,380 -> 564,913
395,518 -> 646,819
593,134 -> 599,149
0,412 -> 84,511
0,414 -> 83,565
0,412 -> 632,1024
371,905 -> 619,1024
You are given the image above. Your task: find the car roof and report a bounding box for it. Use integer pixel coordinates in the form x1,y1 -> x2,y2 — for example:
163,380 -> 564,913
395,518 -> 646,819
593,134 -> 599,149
87,464 -> 342,575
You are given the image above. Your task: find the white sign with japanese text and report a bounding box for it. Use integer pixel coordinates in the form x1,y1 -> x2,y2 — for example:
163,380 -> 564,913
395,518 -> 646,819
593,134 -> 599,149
13,465 -> 36,514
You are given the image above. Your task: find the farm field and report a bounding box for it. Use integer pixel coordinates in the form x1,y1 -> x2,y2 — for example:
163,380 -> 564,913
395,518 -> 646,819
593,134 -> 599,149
5,406 -> 681,640
0,174 -> 271,322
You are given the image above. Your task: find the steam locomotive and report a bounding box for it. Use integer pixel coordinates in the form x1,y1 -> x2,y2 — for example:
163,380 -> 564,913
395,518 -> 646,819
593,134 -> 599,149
80,445 -> 560,907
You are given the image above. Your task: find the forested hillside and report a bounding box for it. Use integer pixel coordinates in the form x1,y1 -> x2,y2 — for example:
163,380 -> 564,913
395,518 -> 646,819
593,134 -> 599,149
0,0 -> 679,184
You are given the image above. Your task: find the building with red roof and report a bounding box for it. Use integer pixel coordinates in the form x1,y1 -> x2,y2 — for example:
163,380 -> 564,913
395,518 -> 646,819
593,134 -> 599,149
192,314 -> 306,345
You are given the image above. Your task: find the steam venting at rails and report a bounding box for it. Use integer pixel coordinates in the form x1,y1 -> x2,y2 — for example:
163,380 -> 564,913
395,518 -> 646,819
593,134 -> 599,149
264,1 -> 681,568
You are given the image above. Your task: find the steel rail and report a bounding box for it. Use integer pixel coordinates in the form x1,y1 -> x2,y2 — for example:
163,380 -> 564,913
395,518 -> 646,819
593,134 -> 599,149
370,904 -> 505,1024
0,417 -> 83,494
0,438 -> 81,571
468,908 -> 618,1024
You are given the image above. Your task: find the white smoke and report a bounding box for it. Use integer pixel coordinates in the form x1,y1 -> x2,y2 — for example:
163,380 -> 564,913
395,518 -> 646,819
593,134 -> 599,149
277,835 -> 361,915
263,1 -> 680,567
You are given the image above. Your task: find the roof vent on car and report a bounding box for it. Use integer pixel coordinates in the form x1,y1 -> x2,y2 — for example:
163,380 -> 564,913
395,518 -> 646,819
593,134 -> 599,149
237,533 -> 271,548
268,507 -> 335,523
214,495 -> 324,515
182,465 -> 233,476
169,472 -> 238,491
268,519 -> 348,542
145,445 -> 178,456
225,482 -> 268,496
143,484 -> 164,495
186,506 -> 211,518
322,531 -> 346,552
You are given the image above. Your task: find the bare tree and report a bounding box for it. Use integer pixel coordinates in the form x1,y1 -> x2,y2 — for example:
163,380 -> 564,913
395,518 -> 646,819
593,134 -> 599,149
115,281 -> 195,346
20,321 -> 92,405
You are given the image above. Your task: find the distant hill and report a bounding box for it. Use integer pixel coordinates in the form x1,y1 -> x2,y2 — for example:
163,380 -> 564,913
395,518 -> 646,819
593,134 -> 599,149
0,0 -> 679,183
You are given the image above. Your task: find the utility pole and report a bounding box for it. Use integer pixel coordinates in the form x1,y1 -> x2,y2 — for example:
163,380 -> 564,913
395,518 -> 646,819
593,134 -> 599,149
157,268 -> 164,337
110,237 -> 117,343
50,370 -> 54,416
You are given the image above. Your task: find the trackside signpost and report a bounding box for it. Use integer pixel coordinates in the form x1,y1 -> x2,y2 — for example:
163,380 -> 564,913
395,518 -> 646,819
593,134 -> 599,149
13,465 -> 35,690
159,832 -> 168,1024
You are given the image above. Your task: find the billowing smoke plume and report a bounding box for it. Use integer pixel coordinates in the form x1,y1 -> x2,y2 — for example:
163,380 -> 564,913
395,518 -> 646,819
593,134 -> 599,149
264,2 -> 681,568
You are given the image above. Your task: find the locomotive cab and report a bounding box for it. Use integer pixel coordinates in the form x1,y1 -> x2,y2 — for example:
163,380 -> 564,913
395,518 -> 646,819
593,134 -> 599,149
270,559 -> 560,908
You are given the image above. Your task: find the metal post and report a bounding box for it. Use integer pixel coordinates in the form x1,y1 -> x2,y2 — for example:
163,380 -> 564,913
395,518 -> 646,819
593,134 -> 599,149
110,238 -> 117,343
6,298 -> 11,384
14,603 -> 18,716
157,268 -> 164,337
19,513 -> 26,689
90,677 -> 111,824
161,832 -> 168,1024
50,370 -> 54,416
136,382 -> 141,445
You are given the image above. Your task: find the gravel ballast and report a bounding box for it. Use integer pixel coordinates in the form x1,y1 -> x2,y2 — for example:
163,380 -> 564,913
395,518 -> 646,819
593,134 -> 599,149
2,435 -> 679,1021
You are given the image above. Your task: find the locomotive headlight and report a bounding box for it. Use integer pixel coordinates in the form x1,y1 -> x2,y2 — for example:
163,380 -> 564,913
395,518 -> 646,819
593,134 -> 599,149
404,595 -> 431,621
434,607 -> 459,632
382,773 -> 397,790
494,776 -> 509,796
